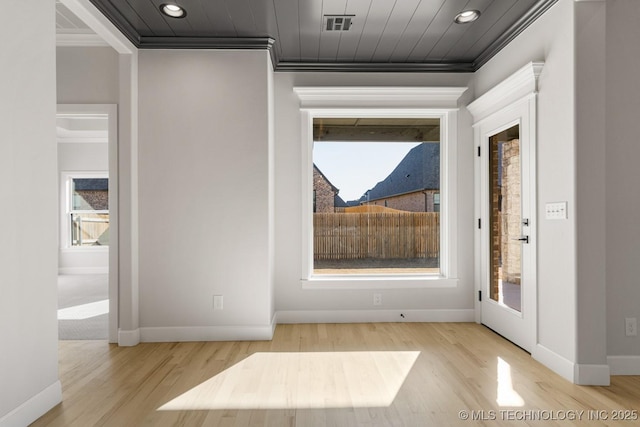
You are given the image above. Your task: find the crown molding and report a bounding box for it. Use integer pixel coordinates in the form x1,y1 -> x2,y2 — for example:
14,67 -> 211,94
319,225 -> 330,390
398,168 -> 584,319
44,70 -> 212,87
294,87 -> 468,109
137,37 -> 275,51
467,62 -> 544,122
276,62 -> 475,73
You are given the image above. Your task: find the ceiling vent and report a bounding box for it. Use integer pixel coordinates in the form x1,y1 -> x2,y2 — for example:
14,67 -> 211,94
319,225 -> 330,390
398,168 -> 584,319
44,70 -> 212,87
324,15 -> 354,31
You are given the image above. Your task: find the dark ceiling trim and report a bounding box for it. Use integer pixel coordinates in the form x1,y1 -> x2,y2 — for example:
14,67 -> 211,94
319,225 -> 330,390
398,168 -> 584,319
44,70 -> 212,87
138,37 -> 278,69
473,0 -> 559,71
274,62 -> 475,73
138,37 -> 275,50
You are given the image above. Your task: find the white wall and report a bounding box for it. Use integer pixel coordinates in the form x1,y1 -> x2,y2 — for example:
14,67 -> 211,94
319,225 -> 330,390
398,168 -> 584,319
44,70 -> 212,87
274,72 -> 475,319
58,143 -> 110,273
137,50 -> 274,340
0,1 -> 61,425
57,46 -> 119,104
574,0 -> 607,372
605,0 -> 640,362
471,0 -> 579,376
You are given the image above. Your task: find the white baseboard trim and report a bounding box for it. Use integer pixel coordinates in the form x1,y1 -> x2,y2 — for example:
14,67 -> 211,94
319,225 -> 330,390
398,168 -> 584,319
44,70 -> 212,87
58,267 -> 108,275
139,325 -> 275,342
532,344 -> 575,383
118,328 -> 140,346
608,355 -> 640,375
0,381 -> 61,427
574,364 -> 610,386
274,309 -> 475,324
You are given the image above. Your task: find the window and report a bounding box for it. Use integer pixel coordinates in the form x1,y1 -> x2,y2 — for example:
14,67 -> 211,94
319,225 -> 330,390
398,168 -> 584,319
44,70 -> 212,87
294,87 -> 465,288
63,174 -> 109,247
312,118 -> 440,276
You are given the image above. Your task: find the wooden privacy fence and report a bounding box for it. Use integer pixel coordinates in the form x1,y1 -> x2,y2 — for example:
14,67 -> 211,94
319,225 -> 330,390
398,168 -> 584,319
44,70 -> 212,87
314,212 -> 439,260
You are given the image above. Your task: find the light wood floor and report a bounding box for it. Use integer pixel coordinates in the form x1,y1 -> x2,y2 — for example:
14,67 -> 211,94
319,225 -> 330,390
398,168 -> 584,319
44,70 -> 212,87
32,323 -> 640,426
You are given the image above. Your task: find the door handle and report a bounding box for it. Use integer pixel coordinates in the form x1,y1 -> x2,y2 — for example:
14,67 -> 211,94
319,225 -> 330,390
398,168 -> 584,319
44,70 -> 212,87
514,236 -> 529,244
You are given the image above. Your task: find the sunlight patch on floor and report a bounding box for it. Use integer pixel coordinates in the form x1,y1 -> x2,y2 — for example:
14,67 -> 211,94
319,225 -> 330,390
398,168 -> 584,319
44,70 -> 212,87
57,299 -> 109,320
159,351 -> 420,411
496,357 -> 525,407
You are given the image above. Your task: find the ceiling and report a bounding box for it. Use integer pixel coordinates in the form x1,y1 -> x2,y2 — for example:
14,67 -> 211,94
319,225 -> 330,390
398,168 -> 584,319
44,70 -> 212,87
61,0 -> 557,72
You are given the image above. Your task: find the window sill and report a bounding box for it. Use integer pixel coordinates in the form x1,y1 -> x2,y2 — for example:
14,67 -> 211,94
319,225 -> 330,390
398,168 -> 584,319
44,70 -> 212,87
60,246 -> 109,252
301,275 -> 458,290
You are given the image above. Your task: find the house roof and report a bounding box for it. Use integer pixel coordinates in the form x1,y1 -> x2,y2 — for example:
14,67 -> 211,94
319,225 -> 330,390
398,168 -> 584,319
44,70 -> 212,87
313,164 -> 339,193
73,178 -> 108,191
334,194 -> 349,208
360,143 -> 439,202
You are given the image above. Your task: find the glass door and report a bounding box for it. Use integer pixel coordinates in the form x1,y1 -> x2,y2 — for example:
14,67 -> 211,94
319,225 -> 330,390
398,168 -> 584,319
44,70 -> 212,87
479,116 -> 535,353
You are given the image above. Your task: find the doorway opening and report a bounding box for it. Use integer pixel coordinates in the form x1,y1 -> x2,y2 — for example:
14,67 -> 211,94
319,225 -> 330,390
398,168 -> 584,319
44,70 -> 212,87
57,105 -> 118,342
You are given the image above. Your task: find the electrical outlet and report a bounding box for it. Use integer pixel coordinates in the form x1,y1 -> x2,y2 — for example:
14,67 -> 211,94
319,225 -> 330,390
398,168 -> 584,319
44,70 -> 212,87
373,293 -> 382,306
213,295 -> 224,310
625,317 -> 637,337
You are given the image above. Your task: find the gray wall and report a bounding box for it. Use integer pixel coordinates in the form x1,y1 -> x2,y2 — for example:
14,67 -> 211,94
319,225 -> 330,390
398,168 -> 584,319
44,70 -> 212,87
57,46 -> 119,104
606,0 -> 640,358
137,50 -> 274,335
0,1 -> 60,424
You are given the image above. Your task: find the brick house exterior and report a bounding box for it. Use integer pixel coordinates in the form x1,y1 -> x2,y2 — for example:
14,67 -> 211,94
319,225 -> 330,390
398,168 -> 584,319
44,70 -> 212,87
313,165 -> 340,213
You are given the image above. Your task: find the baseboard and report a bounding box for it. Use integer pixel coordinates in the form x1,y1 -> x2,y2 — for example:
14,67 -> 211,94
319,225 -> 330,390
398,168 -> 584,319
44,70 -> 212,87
574,364 -> 610,386
608,355 -> 640,375
118,328 -> 140,346
274,309 -> 475,324
0,381 -> 61,427
532,344 -> 575,383
139,325 -> 275,342
58,267 -> 108,275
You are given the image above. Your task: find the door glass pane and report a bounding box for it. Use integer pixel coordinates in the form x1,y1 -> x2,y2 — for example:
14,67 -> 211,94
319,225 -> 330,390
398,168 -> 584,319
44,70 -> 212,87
489,125 -> 521,311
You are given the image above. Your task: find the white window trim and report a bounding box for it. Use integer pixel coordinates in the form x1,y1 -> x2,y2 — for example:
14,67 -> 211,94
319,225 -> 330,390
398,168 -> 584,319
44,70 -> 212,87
60,171 -> 109,251
294,87 -> 466,289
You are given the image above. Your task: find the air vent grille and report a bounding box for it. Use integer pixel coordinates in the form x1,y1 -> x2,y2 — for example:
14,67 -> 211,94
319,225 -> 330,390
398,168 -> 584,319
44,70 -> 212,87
324,15 -> 354,31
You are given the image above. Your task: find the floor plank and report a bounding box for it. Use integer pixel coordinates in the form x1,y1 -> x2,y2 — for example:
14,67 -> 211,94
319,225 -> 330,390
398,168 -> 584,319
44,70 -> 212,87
32,323 -> 640,426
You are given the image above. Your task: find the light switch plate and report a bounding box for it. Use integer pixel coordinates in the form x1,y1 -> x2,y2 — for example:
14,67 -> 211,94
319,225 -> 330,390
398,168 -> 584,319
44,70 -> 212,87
213,295 -> 223,310
545,202 -> 567,220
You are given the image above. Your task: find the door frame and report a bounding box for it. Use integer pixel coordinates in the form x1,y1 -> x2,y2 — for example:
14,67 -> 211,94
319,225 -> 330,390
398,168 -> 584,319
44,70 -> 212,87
57,104 -> 119,343
468,62 -> 542,352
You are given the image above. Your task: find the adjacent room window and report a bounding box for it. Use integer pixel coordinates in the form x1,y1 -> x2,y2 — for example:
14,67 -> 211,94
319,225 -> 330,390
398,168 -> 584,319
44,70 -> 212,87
312,118 -> 440,275
65,175 -> 109,247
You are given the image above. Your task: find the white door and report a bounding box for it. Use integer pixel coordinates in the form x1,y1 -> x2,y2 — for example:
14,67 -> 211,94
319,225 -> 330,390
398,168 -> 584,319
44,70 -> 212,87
477,101 -> 537,352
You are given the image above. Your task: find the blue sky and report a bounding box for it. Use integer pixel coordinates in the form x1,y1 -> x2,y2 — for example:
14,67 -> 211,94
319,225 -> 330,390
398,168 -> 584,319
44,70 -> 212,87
313,141 -> 421,202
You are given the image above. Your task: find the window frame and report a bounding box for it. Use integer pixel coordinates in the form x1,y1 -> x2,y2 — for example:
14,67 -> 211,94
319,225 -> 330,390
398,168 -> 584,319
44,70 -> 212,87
295,87 -> 465,289
60,171 -> 109,250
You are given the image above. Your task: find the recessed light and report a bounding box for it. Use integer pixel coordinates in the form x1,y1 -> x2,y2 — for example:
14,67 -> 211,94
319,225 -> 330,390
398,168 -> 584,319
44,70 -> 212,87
160,3 -> 186,18
454,10 -> 480,24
